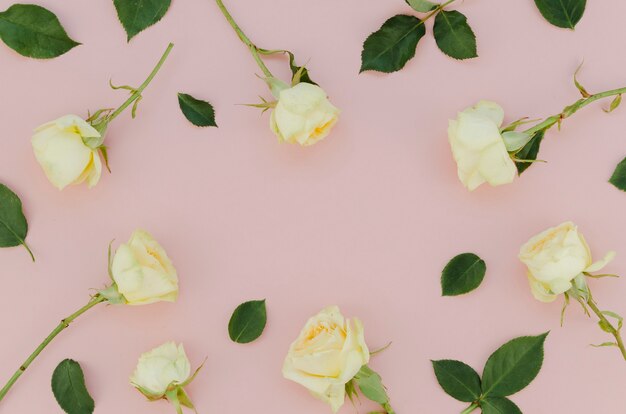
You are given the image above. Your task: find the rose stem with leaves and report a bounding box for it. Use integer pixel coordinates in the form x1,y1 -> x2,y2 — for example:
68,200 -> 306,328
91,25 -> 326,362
214,0 -> 274,77
524,86 -> 626,136
0,295 -> 106,401
586,291 -> 626,360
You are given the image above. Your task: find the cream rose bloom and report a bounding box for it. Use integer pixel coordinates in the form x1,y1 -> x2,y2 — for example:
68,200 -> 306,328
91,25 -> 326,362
282,306 -> 369,412
131,342 -> 191,397
32,115 -> 103,190
270,82 -> 340,146
519,222 -> 616,302
448,101 -> 517,190
111,230 -> 178,305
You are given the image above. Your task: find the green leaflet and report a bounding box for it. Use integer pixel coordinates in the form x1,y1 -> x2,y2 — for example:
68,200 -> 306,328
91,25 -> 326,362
481,397 -> 522,414
405,0 -> 439,12
609,156 -> 626,192
353,365 -> 390,405
534,0 -> 586,29
433,10 -> 477,60
431,360 -> 481,402
286,51 -> 316,85
481,333 -> 548,397
360,15 -> 426,73
51,359 -> 95,414
177,93 -> 218,127
114,0 -> 172,41
441,253 -> 486,296
0,183 -> 34,261
515,130 -> 546,174
228,299 -> 267,343
0,4 -> 79,58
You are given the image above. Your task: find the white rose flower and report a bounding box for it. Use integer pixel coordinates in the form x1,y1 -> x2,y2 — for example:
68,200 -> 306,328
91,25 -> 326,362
131,342 -> 191,397
270,82 -> 340,146
31,115 -> 103,190
282,306 -> 369,412
111,230 -> 178,305
448,101 -> 517,190
519,222 -> 616,302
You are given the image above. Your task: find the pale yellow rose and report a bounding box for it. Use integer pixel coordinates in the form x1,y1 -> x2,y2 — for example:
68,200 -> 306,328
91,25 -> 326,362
448,101 -> 517,190
131,342 -> 191,397
31,115 -> 103,190
270,83 -> 339,146
519,222 -> 616,302
111,230 -> 178,305
282,306 -> 369,412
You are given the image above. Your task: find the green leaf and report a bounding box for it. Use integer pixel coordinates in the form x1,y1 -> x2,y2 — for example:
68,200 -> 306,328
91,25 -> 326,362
0,183 -> 34,261
177,93 -> 217,128
482,332 -> 549,397
481,397 -> 522,414
433,10 -> 477,60
431,360 -> 481,402
0,4 -> 79,59
51,359 -> 95,414
114,0 -> 172,41
405,0 -> 439,12
515,130 -> 546,174
353,365 -> 390,404
286,51 -> 316,85
228,299 -> 267,343
604,94 -> 622,113
609,157 -> 626,192
360,15 -> 426,73
441,253 -> 486,296
534,0 -> 586,29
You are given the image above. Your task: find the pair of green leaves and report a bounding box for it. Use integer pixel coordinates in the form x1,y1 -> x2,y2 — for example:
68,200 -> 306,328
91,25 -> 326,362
534,0 -> 586,29
228,299 -> 267,343
178,93 -> 218,128
114,0 -> 172,41
0,183 -> 34,261
360,1 -> 477,74
441,253 -> 486,296
0,4 -> 79,59
609,157 -> 626,192
52,359 -> 95,414
433,333 -> 549,413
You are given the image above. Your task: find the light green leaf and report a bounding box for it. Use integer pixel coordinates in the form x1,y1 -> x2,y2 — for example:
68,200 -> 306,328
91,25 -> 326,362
51,359 -> 95,414
604,94 -> 622,113
360,15 -> 426,73
441,253 -> 486,296
433,10 -> 477,60
534,0 -> 586,29
602,311 -> 623,330
114,0 -> 172,41
0,183 -> 34,261
515,130 -> 546,174
405,0 -> 439,12
590,342 -> 617,348
482,332 -> 549,397
609,157 -> 626,192
353,365 -> 389,405
177,93 -> 217,128
502,131 -> 532,152
286,51 -> 316,85
431,360 -> 481,402
228,299 -> 267,343
0,4 -> 79,59
481,397 -> 522,414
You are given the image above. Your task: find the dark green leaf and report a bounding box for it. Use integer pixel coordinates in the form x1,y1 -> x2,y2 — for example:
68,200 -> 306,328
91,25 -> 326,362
114,0 -> 172,41
354,365 -> 389,404
431,360 -> 481,402
228,299 -> 267,343
534,0 -> 586,29
481,397 -> 522,414
177,93 -> 217,128
286,51 -> 316,85
482,332 -> 549,397
515,130 -> 545,174
0,183 -> 34,261
51,359 -> 95,414
405,0 -> 439,12
441,253 -> 486,296
360,15 -> 426,73
433,10 -> 477,60
0,4 -> 79,59
609,157 -> 626,192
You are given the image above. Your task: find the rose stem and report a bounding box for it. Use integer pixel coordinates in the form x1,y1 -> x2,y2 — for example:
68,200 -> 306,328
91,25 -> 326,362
0,295 -> 106,402
586,294 -> 626,361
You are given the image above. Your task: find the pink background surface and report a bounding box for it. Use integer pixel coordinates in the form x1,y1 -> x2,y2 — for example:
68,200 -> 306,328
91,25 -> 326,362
1,0 -> 625,412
